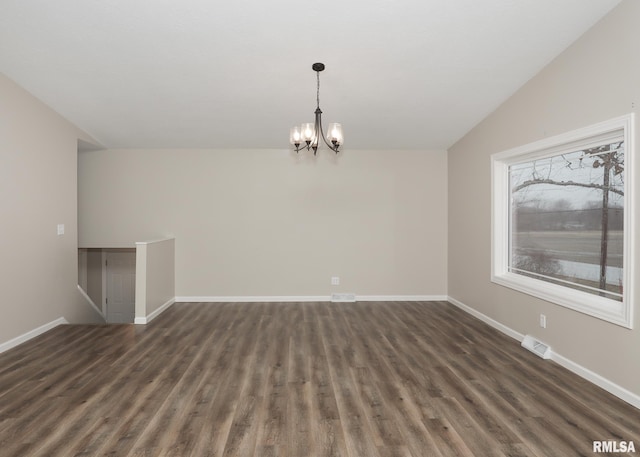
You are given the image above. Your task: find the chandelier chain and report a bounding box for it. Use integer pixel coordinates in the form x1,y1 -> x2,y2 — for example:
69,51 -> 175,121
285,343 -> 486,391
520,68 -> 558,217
316,70 -> 320,110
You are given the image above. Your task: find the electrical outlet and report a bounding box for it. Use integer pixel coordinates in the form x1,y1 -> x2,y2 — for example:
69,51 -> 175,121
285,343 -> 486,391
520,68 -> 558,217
539,314 -> 547,328
57,224 -> 65,235
331,276 -> 340,286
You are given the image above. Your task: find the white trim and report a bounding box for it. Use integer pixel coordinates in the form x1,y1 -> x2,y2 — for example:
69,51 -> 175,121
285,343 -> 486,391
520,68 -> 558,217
135,236 -> 175,246
102,250 -> 107,316
490,113 -> 635,328
134,297 -> 176,325
0,317 -> 69,354
357,295 -> 448,302
175,295 -> 329,303
491,115 -> 631,163
492,272 -> 630,327
448,296 -> 525,341
448,295 -> 640,409
551,351 -> 640,409
174,295 -> 447,303
77,284 -> 105,319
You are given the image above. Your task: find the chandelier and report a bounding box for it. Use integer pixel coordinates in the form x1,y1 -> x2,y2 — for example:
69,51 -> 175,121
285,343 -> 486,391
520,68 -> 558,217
289,63 -> 343,154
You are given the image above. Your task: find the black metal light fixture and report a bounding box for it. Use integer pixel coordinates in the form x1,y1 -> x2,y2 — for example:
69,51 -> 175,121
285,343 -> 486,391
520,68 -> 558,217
290,63 -> 343,154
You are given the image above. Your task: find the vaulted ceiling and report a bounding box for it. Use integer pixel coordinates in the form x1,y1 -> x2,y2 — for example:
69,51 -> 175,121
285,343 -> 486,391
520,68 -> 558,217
0,0 -> 622,150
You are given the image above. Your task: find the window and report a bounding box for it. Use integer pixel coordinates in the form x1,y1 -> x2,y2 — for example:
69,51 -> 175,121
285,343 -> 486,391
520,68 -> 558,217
491,114 -> 634,328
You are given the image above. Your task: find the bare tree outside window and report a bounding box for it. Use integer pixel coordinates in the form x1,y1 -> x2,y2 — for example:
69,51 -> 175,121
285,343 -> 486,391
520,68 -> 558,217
492,114 -> 633,326
509,142 -> 624,301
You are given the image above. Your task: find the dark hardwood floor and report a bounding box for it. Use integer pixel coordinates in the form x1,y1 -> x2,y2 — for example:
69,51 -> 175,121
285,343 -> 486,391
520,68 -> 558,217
0,301 -> 638,456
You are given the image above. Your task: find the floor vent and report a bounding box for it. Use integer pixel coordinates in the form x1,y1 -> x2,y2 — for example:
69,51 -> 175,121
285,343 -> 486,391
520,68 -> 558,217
331,293 -> 356,303
521,335 -> 552,359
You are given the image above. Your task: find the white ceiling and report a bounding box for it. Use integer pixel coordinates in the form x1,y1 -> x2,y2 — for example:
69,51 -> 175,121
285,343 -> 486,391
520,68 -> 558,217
0,0 -> 622,150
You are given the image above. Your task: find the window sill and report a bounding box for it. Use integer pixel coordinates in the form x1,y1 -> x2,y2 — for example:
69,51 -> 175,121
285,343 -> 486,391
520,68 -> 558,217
491,271 -> 632,329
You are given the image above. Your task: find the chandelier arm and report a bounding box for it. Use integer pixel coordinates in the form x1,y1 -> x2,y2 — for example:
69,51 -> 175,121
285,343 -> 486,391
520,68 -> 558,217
292,141 -> 312,153
314,108 -> 339,153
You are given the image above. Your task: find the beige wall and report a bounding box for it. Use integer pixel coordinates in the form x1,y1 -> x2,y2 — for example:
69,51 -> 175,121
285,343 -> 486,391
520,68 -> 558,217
79,148 -> 447,298
86,249 -> 104,307
0,73 -> 104,346
448,0 -> 640,397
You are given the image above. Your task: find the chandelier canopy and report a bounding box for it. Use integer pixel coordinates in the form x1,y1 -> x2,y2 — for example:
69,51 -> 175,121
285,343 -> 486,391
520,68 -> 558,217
289,63 -> 343,154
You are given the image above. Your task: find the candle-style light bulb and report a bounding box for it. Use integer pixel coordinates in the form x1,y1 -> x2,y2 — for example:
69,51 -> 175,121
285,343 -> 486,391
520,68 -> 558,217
327,123 -> 343,145
301,123 -> 315,143
290,126 -> 302,145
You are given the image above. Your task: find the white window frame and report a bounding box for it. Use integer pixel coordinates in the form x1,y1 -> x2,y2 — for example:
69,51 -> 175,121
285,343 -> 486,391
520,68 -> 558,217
491,114 -> 634,328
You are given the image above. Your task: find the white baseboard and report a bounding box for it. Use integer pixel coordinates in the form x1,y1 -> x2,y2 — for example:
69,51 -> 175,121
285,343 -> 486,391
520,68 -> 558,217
447,296 -> 525,342
174,295 -> 448,303
551,351 -> 640,409
447,295 -> 640,410
175,295 -> 328,303
358,295 -> 448,302
134,298 -> 176,325
0,317 -> 69,354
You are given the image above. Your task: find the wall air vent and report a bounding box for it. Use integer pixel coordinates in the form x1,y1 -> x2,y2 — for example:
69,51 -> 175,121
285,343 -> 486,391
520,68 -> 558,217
521,335 -> 552,359
331,293 -> 356,303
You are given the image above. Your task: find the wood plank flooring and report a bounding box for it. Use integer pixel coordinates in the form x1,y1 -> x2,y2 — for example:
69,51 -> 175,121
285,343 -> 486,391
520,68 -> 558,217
0,301 -> 638,456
